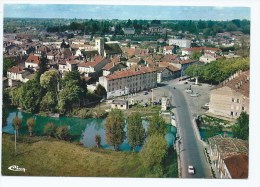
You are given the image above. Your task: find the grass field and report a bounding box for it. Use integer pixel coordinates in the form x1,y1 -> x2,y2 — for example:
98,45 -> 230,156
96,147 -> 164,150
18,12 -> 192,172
2,134 -> 144,177
2,134 -> 178,177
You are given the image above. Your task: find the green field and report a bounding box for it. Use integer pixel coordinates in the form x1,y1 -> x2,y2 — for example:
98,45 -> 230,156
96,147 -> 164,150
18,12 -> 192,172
2,134 -> 178,177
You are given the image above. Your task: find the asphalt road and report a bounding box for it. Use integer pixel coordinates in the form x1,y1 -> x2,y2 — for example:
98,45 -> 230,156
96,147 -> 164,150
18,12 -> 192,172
164,82 -> 211,178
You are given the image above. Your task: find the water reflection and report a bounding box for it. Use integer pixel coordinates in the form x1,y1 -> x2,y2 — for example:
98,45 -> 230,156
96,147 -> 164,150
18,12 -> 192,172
4,109 -> 177,152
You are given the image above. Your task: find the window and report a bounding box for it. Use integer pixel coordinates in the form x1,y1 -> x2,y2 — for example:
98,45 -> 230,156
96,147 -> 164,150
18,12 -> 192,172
237,99 -> 240,103
121,105 -> 123,107
242,106 -> 245,111
232,98 -> 234,102
235,112 -> 238,116
230,111 -> 233,116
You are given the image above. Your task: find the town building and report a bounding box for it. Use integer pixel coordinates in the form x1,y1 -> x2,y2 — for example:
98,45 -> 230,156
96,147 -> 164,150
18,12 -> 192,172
168,39 -> 191,48
78,56 -> 109,76
207,135 -> 248,179
122,28 -> 135,35
182,47 -> 221,56
111,100 -> 129,110
209,71 -> 249,119
25,54 -> 40,69
99,66 -> 157,99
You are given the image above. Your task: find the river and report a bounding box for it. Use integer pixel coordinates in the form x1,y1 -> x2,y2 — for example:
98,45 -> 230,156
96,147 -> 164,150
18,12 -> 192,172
3,109 -> 177,152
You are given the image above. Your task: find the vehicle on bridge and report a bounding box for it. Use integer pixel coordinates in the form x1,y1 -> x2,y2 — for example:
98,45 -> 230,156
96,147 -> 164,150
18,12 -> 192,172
188,165 -> 195,174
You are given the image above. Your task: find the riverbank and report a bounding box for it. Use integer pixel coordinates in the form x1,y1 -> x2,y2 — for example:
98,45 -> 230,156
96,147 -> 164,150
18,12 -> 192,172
2,134 -> 178,177
2,134 -> 144,177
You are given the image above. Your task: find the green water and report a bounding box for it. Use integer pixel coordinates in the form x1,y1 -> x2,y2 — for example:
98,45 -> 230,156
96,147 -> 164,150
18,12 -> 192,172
3,109 -> 177,151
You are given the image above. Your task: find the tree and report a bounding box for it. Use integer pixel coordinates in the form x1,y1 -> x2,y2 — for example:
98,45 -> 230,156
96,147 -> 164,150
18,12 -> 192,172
41,91 -> 58,112
94,84 -> 107,98
56,125 -> 70,141
148,115 -> 167,136
191,51 -> 202,60
127,112 -> 145,151
232,112 -> 249,140
40,70 -> 59,93
3,58 -> 15,76
58,80 -> 84,113
105,109 -> 125,150
27,117 -> 36,137
95,134 -> 101,148
12,116 -> 22,155
12,116 -> 22,136
205,124 -> 223,140
140,134 -> 168,176
44,123 -> 56,137
19,79 -> 42,113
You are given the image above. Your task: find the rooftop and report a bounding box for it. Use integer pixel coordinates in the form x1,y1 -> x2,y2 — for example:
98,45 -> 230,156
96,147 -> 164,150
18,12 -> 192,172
215,70 -> 250,98
105,66 -> 156,81
224,154 -> 248,179
208,135 -> 248,159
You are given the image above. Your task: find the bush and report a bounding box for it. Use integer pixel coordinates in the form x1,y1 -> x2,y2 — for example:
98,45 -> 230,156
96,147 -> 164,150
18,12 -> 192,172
56,125 -> 70,141
78,108 -> 92,118
44,123 -> 56,137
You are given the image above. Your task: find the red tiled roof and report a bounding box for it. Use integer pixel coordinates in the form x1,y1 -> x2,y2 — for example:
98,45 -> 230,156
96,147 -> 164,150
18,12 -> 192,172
224,154 -> 248,179
25,54 -> 40,64
78,56 -> 105,67
8,66 -> 23,73
164,46 -> 174,50
106,66 -> 156,81
102,62 -> 117,70
183,47 -> 221,52
215,70 -> 250,97
179,59 -> 197,65
159,61 -> 180,72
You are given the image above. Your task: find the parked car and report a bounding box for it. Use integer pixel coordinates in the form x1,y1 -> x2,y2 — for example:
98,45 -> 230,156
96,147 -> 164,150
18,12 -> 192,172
153,101 -> 158,105
201,103 -> 210,109
143,103 -> 148,107
188,165 -> 195,174
185,89 -> 193,93
184,81 -> 188,84
190,93 -> 199,97
143,91 -> 148,95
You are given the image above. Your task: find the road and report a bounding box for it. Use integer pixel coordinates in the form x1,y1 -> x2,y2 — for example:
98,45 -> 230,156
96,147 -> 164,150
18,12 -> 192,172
163,81 -> 211,178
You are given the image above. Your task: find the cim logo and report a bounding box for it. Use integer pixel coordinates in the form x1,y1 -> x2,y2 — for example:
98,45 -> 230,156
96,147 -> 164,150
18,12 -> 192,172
8,165 -> 26,172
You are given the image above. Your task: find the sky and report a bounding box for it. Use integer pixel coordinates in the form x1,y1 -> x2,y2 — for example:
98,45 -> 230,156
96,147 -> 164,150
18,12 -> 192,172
3,4 -> 250,20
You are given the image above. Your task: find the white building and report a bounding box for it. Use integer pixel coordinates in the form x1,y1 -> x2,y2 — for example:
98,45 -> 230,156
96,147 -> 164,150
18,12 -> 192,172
99,67 -> 157,99
168,39 -> 191,48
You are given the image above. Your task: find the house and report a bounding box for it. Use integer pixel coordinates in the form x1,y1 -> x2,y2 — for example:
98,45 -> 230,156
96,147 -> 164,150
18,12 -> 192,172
163,46 -> 175,55
199,52 -> 218,63
7,66 -> 34,87
168,39 -> 191,48
209,71 -> 249,119
102,62 -> 127,76
126,57 -> 144,67
182,47 -> 221,56
25,54 -> 40,69
122,28 -> 135,35
99,66 -> 157,99
171,59 -> 198,75
149,26 -> 166,34
156,63 -> 181,83
78,56 -> 109,75
111,100 -> 129,110
207,135 -> 248,179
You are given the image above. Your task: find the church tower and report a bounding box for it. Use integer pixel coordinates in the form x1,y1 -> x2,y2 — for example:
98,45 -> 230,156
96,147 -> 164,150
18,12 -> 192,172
95,37 -> 104,57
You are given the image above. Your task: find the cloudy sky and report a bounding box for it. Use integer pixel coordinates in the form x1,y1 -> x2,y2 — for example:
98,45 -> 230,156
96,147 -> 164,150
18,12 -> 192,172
4,4 -> 250,20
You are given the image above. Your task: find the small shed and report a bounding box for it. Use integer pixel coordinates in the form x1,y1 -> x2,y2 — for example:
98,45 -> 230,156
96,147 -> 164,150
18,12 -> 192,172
111,100 -> 129,110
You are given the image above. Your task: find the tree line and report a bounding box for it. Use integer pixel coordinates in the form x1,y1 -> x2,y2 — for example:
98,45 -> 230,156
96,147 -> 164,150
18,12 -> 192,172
184,57 -> 249,84
46,19 -> 250,36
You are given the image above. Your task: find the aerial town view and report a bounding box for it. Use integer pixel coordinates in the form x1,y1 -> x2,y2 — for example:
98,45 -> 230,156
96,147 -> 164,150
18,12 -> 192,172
2,4 -> 250,179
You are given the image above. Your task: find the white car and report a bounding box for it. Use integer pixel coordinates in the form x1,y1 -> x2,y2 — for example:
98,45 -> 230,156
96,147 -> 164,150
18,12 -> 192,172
185,89 -> 192,93
188,165 -> 195,174
190,93 -> 199,97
